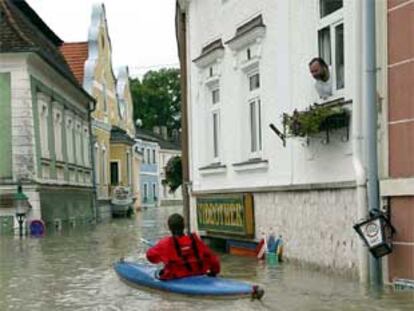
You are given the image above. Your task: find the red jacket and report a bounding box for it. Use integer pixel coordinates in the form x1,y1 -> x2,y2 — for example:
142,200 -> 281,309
146,233 -> 220,280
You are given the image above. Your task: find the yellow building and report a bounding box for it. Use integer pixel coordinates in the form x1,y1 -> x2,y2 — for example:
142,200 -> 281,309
61,3 -> 140,218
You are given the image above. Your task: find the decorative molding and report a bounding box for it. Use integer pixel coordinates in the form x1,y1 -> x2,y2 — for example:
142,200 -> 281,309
226,15 -> 266,51
199,163 -> 227,176
232,158 -> 269,172
192,180 -> 357,196
84,3 -> 106,94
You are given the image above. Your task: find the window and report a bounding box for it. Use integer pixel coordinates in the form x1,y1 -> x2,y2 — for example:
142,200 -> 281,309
54,110 -> 63,161
318,1 -> 344,92
335,23 -> 344,89
83,127 -> 89,166
110,161 -> 119,185
66,117 -> 73,163
127,152 -> 132,186
75,122 -> 82,165
152,149 -> 156,164
209,67 -> 213,77
249,73 -> 260,91
249,99 -> 262,154
146,149 -> 151,164
247,48 -> 251,60
153,183 -> 157,201
143,183 -> 148,201
38,99 -> 49,158
212,112 -> 220,159
212,89 -> 220,104
320,0 -> 343,18
210,87 -> 220,161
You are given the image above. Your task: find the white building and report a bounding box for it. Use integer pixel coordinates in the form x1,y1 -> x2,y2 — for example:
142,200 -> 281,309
157,136 -> 183,206
177,0 -> 388,279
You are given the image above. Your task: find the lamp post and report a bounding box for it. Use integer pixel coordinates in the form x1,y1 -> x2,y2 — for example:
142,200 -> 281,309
14,183 -> 29,238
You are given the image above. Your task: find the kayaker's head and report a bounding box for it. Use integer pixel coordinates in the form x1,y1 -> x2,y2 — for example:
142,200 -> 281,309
168,213 -> 185,236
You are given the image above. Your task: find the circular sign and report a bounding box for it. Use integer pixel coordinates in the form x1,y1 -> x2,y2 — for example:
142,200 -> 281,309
365,222 -> 380,238
29,219 -> 45,237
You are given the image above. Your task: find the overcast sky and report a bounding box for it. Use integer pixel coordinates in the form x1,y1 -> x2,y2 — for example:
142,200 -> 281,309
26,0 -> 179,78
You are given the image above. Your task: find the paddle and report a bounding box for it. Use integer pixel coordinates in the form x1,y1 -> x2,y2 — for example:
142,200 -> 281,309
140,238 -> 155,247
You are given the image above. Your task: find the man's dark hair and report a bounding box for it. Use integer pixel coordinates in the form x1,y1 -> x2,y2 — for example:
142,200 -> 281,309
168,213 -> 185,236
309,57 -> 329,70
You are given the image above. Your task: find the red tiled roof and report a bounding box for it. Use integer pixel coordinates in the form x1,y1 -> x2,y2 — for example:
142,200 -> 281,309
60,42 -> 89,84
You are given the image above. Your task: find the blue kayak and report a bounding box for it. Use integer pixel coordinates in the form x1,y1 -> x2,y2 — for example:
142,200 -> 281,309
113,260 -> 264,299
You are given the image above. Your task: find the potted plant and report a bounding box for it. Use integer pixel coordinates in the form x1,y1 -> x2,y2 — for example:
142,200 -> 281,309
283,104 -> 350,138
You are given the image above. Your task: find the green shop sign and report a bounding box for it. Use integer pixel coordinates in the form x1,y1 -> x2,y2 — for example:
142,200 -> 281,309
196,194 -> 255,238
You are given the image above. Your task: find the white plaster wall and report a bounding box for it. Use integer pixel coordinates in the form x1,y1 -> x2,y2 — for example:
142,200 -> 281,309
255,189 -> 359,275
158,149 -> 183,202
187,0 -> 362,193
0,54 -> 37,182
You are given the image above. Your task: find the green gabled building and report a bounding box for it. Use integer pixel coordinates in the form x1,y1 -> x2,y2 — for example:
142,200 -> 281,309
0,0 -> 96,234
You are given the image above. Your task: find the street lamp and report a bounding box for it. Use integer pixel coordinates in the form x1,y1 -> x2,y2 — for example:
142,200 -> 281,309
353,211 -> 396,258
14,183 -> 30,238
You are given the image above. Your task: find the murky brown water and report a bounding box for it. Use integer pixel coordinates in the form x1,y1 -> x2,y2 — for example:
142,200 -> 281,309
1,206 -> 413,311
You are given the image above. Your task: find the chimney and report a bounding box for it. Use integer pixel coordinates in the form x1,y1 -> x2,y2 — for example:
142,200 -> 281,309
172,129 -> 179,142
153,126 -> 161,135
161,126 -> 168,140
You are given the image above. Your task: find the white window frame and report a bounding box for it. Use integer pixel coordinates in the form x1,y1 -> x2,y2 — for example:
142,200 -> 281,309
143,183 -> 148,200
152,183 -> 157,201
37,93 -> 50,159
210,86 -> 221,163
247,71 -> 262,159
317,2 -> 344,96
75,120 -> 82,165
248,97 -> 262,157
83,126 -> 90,167
53,107 -> 63,161
66,115 -> 74,163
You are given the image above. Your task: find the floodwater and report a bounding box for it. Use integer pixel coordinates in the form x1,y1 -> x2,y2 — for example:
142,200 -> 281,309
0,206 -> 413,311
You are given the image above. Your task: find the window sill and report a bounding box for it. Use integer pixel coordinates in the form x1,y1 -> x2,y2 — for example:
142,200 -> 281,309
240,56 -> 260,74
232,158 -> 269,172
205,75 -> 220,89
199,163 -> 227,176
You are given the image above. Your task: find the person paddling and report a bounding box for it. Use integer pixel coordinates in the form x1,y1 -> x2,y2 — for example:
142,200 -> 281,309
146,213 -> 221,280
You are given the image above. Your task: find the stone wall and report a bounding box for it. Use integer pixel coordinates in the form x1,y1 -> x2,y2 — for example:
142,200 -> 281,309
254,187 -> 359,276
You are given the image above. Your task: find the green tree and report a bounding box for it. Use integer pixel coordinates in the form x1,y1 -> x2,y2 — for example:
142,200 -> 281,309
130,68 -> 181,134
163,156 -> 182,193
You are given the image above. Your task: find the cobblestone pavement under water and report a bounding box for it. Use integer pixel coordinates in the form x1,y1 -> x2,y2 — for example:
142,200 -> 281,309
1,206 -> 414,310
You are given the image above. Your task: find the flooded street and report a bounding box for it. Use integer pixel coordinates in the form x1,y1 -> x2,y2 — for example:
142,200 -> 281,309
0,206 -> 413,311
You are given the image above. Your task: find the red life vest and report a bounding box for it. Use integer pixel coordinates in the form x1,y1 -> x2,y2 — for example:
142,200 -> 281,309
146,233 -> 220,280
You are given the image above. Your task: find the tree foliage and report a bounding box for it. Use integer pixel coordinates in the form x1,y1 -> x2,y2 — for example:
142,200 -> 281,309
163,156 -> 182,193
130,68 -> 181,134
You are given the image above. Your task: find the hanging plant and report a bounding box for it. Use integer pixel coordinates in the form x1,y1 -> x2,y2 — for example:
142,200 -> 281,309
163,156 -> 182,193
283,104 -> 349,137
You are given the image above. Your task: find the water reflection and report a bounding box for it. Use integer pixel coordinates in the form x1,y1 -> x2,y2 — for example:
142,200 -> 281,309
0,206 -> 413,311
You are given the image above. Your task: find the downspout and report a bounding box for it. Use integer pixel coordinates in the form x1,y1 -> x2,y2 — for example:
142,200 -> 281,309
88,100 -> 98,223
176,0 -> 191,232
353,0 -> 369,284
363,0 -> 382,287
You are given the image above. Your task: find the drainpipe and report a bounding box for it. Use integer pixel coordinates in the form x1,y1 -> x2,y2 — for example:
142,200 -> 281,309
353,0 -> 369,284
88,100 -> 98,223
176,0 -> 191,232
363,0 -> 382,286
